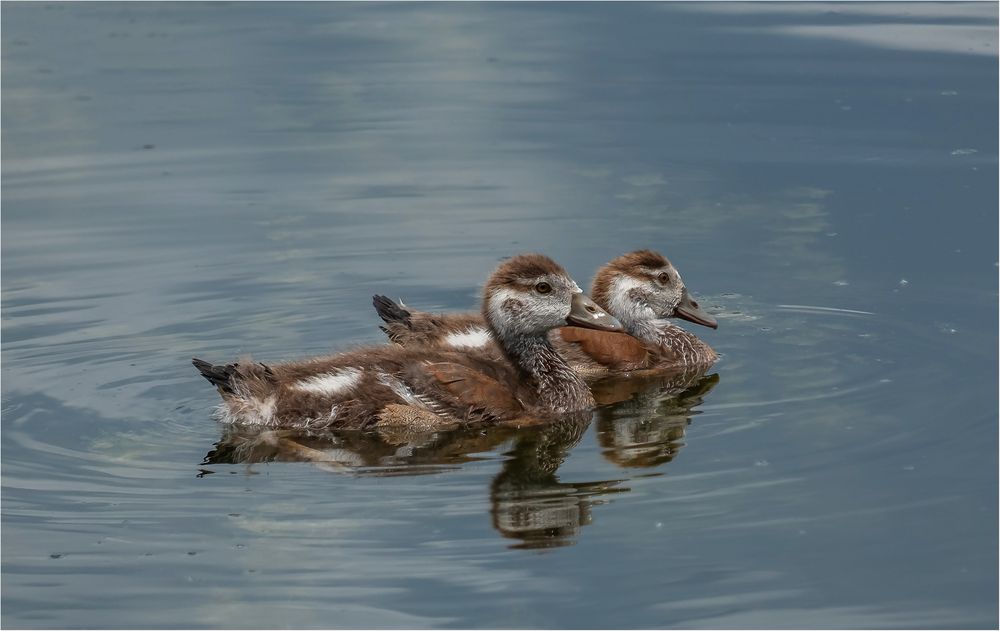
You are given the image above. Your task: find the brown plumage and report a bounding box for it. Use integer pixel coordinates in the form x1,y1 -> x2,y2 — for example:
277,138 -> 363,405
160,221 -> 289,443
193,254 -> 622,430
371,249 -> 719,377
556,328 -> 651,371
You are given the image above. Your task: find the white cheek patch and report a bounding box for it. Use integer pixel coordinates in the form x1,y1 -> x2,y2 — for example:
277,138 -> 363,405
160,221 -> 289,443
487,287 -> 523,331
608,275 -> 656,321
445,327 -> 492,349
488,283 -> 575,334
291,367 -> 363,395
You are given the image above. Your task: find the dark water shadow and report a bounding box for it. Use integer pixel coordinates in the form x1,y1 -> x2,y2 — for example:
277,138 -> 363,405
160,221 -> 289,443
201,370 -> 720,550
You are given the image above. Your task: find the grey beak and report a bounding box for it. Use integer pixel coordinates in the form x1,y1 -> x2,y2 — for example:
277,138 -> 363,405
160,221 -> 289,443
566,293 -> 623,332
674,289 -> 718,329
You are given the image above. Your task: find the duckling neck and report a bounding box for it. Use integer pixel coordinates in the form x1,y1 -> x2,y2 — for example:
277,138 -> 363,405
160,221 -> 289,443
630,319 -> 718,365
499,333 -> 595,412
626,318 -> 668,345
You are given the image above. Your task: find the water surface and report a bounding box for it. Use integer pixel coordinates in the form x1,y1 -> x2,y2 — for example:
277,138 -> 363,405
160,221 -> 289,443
2,3 -> 997,628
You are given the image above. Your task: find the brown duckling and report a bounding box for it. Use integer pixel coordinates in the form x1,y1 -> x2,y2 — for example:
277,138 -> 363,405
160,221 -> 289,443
193,254 -> 622,430
373,249 -> 718,377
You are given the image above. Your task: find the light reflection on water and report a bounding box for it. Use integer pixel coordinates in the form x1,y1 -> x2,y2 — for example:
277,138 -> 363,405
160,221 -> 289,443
2,2 -> 996,629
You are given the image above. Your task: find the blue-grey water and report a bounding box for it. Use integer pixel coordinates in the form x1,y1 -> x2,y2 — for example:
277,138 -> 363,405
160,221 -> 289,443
2,3 -> 997,629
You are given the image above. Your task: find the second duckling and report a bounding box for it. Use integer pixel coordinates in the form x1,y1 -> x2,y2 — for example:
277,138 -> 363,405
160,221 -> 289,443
373,249 -> 718,377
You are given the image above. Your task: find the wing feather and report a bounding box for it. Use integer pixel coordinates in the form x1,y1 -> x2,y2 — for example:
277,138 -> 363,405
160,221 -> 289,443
557,328 -> 652,370
423,361 -> 524,417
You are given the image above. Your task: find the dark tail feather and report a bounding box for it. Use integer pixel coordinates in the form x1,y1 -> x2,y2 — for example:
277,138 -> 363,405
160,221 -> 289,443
192,358 -> 237,394
372,295 -> 412,327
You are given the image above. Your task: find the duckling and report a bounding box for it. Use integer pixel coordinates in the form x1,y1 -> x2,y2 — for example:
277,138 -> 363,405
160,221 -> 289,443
373,249 -> 718,376
193,254 -> 622,430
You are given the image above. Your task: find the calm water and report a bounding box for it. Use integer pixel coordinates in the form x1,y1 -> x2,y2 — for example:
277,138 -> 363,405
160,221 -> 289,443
2,3 -> 997,628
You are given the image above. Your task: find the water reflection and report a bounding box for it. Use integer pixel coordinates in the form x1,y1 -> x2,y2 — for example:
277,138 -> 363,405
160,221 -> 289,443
595,371 -> 719,468
202,370 -> 719,549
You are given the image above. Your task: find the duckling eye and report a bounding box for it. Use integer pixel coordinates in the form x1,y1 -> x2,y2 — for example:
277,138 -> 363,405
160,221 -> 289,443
657,272 -> 671,285
535,281 -> 552,294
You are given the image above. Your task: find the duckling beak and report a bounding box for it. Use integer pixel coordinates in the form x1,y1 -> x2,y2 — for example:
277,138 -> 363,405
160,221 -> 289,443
567,292 -> 623,332
674,289 -> 718,329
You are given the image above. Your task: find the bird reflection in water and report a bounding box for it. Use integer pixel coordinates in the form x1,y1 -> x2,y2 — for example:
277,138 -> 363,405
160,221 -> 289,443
201,369 -> 719,549
593,369 -> 720,468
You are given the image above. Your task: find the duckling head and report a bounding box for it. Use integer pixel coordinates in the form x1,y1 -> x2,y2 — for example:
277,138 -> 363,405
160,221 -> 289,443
591,249 -> 718,331
483,254 -> 622,341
